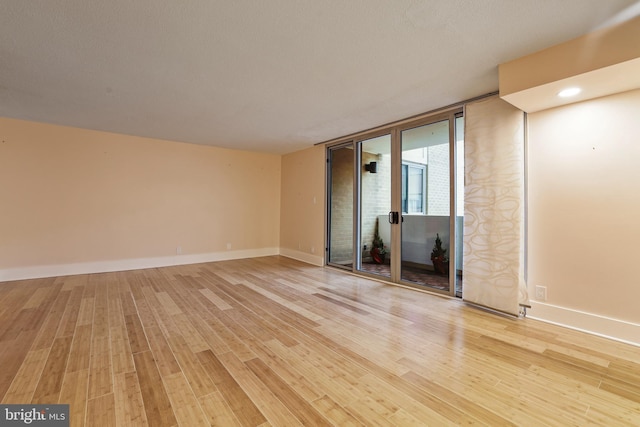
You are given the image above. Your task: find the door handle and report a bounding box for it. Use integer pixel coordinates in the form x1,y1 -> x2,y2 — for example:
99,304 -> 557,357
388,211 -> 400,224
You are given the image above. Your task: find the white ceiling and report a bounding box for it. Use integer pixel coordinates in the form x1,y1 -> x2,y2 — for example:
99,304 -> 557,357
0,1 -> 637,154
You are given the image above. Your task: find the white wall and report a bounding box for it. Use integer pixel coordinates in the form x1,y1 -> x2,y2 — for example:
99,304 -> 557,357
379,215 -> 463,270
527,89 -> 640,342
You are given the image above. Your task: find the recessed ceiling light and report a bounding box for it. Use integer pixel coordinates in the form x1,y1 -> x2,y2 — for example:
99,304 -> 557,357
558,87 -> 582,98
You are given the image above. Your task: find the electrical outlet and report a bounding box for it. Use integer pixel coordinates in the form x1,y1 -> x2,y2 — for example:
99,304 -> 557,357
176,246 -> 182,255
311,246 -> 315,253
226,243 -> 232,250
535,286 -> 547,301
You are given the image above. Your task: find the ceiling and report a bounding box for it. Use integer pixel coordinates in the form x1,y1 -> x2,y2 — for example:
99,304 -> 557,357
1,1 -> 637,154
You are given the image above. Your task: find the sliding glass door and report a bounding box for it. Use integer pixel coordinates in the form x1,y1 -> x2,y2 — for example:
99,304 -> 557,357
326,110 -> 463,296
400,119 -> 452,291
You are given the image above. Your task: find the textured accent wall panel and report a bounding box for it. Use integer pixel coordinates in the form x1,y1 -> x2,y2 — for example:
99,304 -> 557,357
463,96 -> 528,316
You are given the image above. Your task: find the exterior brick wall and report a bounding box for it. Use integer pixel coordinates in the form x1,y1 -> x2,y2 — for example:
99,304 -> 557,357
329,147 -> 354,263
427,143 -> 450,215
361,152 -> 391,258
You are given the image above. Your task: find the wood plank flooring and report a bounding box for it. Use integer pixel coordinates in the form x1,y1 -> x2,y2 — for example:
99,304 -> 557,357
1,256 -> 639,426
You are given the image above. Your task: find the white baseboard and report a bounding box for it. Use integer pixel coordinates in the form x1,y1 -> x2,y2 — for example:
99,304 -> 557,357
279,248 -> 324,266
0,247 -> 279,282
528,301 -> 640,347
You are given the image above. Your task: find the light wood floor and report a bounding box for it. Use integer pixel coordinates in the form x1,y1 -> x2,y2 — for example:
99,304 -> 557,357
1,256 -> 639,426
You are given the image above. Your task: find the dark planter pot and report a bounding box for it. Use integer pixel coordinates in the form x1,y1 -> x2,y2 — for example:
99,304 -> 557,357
432,257 -> 449,275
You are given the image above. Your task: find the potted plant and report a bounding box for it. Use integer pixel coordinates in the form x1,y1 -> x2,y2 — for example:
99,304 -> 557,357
370,218 -> 387,264
430,233 -> 449,275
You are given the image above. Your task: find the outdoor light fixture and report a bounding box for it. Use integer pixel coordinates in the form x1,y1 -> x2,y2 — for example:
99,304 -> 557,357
364,162 -> 377,173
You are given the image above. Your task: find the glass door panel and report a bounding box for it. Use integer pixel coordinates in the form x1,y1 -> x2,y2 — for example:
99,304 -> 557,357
327,144 -> 354,268
400,120 -> 451,291
358,134 -> 391,279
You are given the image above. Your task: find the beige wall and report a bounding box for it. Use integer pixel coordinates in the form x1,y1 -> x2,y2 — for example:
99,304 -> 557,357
527,89 -> 640,324
279,145 -> 325,265
0,117 -> 281,273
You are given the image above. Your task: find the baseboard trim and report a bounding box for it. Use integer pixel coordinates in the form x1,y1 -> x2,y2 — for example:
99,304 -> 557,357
528,301 -> 640,347
0,247 -> 280,282
279,248 -> 324,266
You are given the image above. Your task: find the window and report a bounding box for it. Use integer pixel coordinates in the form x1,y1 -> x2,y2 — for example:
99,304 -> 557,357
401,162 -> 426,214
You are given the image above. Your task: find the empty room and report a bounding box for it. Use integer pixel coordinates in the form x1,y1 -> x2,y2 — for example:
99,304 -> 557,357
1,1 -> 639,426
